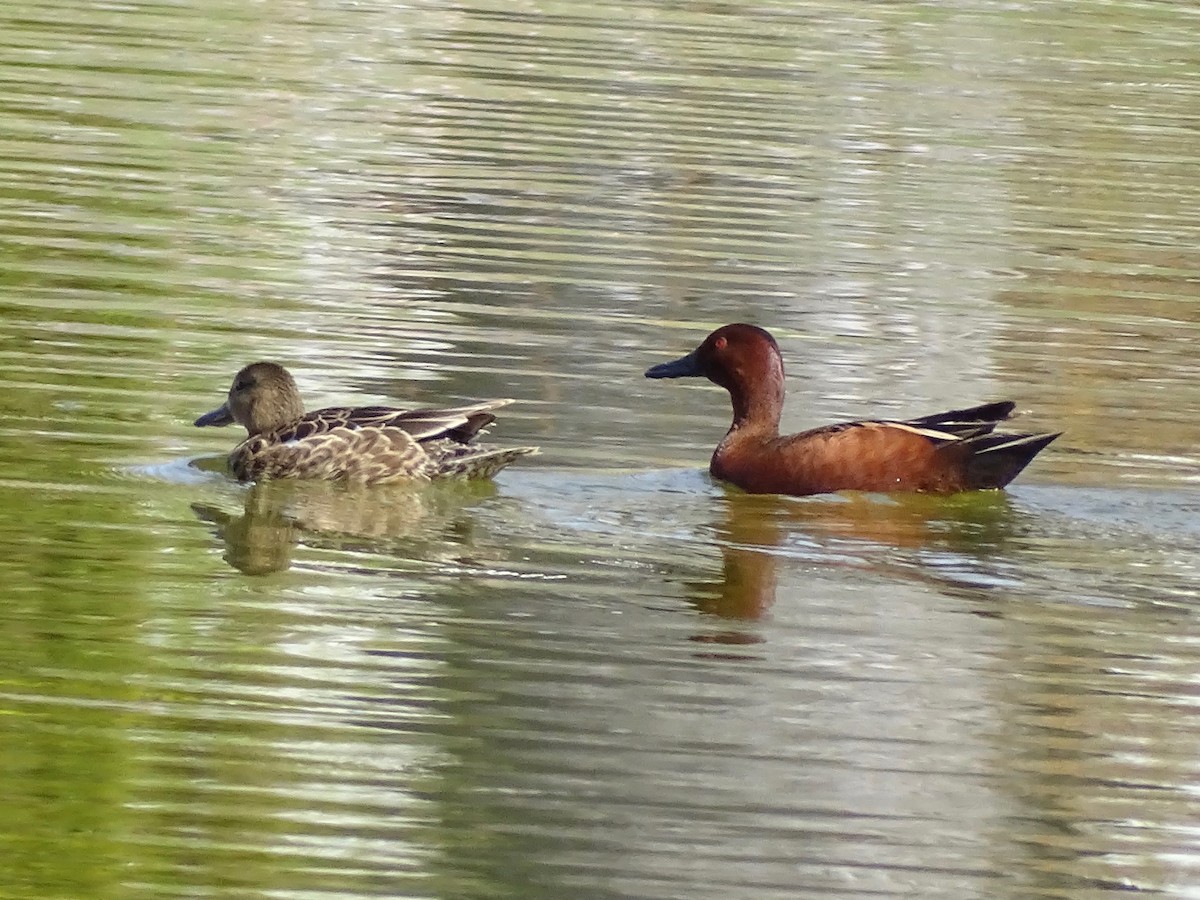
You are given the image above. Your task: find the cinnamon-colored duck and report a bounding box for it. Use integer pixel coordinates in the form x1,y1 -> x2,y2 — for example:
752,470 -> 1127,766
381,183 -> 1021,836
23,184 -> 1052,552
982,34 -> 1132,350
645,324 -> 1059,495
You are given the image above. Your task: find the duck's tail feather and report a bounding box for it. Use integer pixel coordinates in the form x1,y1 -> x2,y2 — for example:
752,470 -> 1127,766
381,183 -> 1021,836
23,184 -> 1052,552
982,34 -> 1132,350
427,443 -> 540,479
960,431 -> 1061,489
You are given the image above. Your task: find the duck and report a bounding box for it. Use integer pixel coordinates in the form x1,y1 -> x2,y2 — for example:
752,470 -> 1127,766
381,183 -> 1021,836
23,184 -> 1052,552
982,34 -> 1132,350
194,361 -> 537,484
645,323 -> 1060,496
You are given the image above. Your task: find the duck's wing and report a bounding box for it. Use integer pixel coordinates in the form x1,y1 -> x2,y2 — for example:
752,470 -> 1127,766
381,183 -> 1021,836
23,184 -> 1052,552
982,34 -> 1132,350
900,400 -> 1016,437
268,399 -> 517,445
789,400 -> 1019,447
371,400 -> 517,444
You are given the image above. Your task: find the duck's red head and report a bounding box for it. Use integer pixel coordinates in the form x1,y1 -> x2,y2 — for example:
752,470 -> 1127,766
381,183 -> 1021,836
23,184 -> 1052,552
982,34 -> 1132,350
645,323 -> 786,430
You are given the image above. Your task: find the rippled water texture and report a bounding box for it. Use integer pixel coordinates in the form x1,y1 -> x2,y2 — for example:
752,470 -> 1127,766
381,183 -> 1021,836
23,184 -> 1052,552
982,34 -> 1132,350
3,1 -> 1200,897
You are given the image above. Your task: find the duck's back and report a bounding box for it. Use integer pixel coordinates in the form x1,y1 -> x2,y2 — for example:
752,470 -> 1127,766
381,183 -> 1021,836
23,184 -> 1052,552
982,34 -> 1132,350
230,401 -> 536,484
713,415 -> 1059,496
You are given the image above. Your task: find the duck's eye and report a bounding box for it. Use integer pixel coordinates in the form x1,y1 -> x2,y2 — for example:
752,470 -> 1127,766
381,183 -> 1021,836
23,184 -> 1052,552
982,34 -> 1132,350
234,377 -> 254,392
714,336 -> 728,351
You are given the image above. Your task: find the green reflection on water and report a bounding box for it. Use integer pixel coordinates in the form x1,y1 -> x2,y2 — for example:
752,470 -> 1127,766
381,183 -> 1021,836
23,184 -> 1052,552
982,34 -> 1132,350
0,483 -> 151,897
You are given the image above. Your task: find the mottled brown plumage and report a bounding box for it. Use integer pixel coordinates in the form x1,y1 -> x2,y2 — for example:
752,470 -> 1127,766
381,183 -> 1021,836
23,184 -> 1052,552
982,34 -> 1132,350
645,324 -> 1060,496
195,362 -> 537,484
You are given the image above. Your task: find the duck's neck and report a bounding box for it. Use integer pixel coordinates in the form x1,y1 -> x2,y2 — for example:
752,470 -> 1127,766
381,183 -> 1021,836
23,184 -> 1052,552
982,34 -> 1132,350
726,369 -> 785,437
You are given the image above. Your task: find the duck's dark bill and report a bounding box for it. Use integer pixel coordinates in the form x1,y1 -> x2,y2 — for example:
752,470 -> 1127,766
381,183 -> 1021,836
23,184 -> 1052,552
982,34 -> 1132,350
194,404 -> 235,427
645,350 -> 703,379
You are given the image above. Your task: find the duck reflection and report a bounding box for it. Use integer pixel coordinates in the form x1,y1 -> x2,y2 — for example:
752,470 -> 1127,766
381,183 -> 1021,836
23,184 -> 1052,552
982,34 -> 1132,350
192,478 -> 496,575
692,489 -> 1023,623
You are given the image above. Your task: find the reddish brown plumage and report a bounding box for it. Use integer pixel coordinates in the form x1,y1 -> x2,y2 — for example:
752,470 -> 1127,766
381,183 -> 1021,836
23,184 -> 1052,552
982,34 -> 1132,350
646,324 -> 1060,497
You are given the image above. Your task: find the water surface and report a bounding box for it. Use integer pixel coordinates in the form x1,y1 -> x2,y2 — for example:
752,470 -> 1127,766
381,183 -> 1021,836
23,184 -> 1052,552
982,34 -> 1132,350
3,0 -> 1200,897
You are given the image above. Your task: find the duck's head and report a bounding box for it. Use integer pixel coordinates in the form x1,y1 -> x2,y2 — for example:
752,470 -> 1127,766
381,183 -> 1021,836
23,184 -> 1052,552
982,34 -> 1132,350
645,323 -> 784,391
645,323 -> 787,426
194,361 -> 304,436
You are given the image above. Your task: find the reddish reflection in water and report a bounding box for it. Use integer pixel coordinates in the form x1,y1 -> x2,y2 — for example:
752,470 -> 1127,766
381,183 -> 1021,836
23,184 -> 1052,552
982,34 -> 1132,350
691,490 -> 1023,624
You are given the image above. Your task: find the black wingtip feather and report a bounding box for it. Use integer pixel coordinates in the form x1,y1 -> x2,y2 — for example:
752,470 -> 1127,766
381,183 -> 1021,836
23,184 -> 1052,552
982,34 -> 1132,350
907,400 -> 1015,428
446,412 -> 497,444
